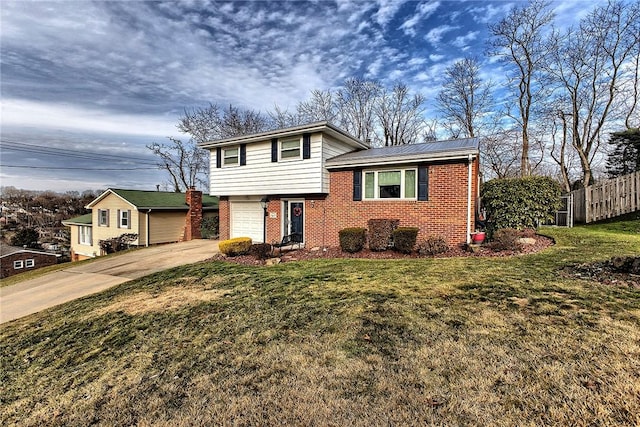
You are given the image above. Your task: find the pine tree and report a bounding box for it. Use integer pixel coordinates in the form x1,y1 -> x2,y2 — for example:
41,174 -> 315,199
606,128 -> 640,178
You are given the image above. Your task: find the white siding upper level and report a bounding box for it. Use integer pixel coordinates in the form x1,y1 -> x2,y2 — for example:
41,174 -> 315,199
204,124 -> 366,196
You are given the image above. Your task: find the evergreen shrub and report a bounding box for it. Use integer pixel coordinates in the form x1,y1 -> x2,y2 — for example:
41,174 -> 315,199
367,219 -> 400,251
219,237 -> 252,256
339,228 -> 366,253
392,227 -> 419,253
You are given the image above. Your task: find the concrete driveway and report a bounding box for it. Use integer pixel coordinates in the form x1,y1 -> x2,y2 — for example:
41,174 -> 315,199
0,239 -> 219,324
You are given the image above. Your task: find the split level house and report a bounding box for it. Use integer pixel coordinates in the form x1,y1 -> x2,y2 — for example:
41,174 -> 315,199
0,242 -> 60,278
63,188 -> 218,261
198,121 -> 480,249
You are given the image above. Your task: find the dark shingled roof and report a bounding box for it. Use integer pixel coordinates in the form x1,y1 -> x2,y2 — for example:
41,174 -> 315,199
326,137 -> 479,168
87,189 -> 218,210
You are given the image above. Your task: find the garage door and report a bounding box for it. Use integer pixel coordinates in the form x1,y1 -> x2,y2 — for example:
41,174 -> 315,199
230,201 -> 264,243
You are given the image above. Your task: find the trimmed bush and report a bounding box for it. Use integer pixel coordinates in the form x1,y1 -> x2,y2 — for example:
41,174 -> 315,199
488,228 -> 523,252
219,237 -> 252,256
392,227 -> 419,254
249,243 -> 272,260
339,228 -> 366,253
417,235 -> 449,256
368,219 -> 400,251
99,233 -> 138,254
481,176 -> 562,233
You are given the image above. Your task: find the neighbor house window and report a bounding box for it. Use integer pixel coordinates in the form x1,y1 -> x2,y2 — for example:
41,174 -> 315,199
363,169 -> 417,200
25,259 -> 35,268
280,138 -> 301,159
223,147 -> 239,166
79,226 -> 92,245
13,260 -> 24,269
98,209 -> 109,226
119,210 -> 130,228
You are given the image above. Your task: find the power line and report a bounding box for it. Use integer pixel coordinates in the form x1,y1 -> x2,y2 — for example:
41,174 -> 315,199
0,139 -> 162,165
1,164 -> 159,171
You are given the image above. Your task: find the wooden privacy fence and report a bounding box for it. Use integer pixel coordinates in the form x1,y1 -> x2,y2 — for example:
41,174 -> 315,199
570,171 -> 640,223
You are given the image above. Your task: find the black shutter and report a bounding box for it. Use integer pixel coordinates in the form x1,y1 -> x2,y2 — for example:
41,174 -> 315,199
418,166 -> 428,201
117,209 -> 121,228
271,138 -> 278,162
216,147 -> 222,168
240,144 -> 246,166
353,169 -> 362,201
303,133 -> 311,159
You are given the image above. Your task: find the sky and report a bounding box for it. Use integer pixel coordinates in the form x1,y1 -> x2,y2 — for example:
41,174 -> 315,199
0,0 -> 600,193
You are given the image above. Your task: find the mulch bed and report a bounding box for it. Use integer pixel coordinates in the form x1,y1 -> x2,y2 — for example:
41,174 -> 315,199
562,257 -> 640,288
208,235 -> 555,266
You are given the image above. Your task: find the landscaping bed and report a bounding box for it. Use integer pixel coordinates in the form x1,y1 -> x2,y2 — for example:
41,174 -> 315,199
210,234 -> 554,266
563,256 -> 640,288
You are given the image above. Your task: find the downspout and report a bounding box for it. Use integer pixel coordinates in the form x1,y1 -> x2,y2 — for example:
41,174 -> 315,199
146,209 -> 151,247
467,154 -> 473,245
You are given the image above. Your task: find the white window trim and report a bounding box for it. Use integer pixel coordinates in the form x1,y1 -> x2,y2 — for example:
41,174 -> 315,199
279,138 -> 301,161
119,210 -> 129,228
98,209 -> 109,226
14,260 -> 24,269
363,168 -> 418,200
25,259 -> 35,268
79,225 -> 92,245
223,146 -> 240,167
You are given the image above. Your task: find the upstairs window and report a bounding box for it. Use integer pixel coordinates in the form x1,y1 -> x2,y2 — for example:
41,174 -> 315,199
223,147 -> 239,166
119,210 -> 130,228
280,138 -> 301,160
98,209 -> 109,226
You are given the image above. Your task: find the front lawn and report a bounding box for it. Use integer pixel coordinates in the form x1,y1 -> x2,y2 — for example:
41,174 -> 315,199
1,220 -> 639,426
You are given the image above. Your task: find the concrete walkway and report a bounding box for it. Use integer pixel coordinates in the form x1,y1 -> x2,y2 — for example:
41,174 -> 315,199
0,239 -> 219,324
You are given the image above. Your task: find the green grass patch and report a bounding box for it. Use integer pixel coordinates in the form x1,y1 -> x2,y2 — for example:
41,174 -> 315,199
1,218 -> 639,425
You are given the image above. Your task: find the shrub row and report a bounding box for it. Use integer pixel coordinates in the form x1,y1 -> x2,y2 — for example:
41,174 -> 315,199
338,224 -> 425,254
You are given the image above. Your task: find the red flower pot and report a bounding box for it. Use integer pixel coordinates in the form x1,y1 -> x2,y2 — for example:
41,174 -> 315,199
471,232 -> 486,244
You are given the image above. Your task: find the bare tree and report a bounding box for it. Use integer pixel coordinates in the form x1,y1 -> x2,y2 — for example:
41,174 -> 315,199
546,0 -> 640,186
436,57 -> 494,139
297,89 -> 339,124
335,77 -> 381,142
489,0 -> 555,176
376,83 -> 426,146
147,138 -> 208,192
178,103 -> 270,143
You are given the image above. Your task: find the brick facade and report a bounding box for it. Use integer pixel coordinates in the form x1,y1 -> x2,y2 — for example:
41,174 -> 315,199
1,252 -> 58,278
184,187 -> 203,240
217,158 -> 479,248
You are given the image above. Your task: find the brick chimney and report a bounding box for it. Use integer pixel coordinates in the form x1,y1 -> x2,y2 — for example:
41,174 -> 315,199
185,187 -> 203,240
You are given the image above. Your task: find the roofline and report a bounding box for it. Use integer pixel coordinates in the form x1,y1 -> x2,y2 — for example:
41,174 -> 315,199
326,149 -> 479,169
198,121 -> 369,150
0,249 -> 61,258
62,219 -> 93,226
86,189 -> 135,209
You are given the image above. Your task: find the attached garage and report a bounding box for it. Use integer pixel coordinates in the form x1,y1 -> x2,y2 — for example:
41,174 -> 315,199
230,201 -> 264,242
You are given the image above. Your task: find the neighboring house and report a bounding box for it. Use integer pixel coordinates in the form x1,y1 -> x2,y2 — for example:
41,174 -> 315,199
0,243 -> 60,278
198,121 -> 480,248
62,188 -> 218,261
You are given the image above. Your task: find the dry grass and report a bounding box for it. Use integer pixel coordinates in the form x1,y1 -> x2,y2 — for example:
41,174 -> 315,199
1,220 -> 639,426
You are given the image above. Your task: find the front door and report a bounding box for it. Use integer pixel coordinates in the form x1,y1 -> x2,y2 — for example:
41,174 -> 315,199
283,200 -> 304,242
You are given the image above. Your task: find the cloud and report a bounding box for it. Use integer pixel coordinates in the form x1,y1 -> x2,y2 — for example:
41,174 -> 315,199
429,54 -> 445,62
399,1 -> 441,36
1,99 -> 177,137
468,2 -> 514,24
424,24 -> 459,45
373,0 -> 408,27
452,30 -> 480,49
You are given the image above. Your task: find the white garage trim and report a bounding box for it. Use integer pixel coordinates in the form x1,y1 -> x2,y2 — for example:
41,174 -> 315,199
230,201 -> 265,243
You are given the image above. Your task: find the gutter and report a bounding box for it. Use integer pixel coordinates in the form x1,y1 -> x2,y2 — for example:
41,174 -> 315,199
146,209 -> 151,247
326,152 -> 478,170
467,154 -> 473,245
